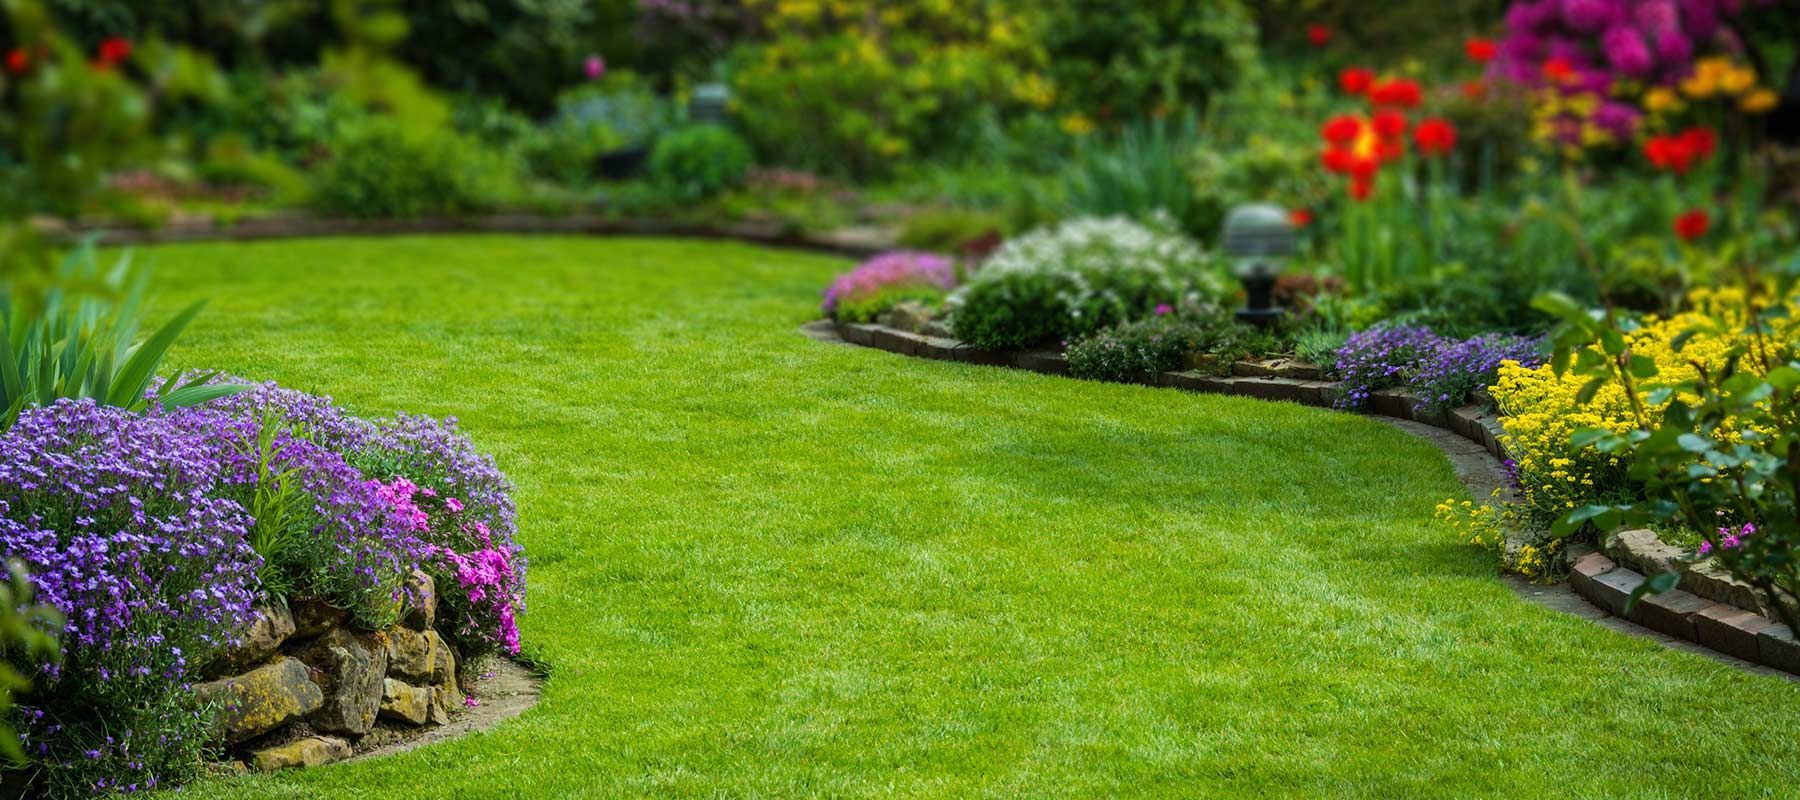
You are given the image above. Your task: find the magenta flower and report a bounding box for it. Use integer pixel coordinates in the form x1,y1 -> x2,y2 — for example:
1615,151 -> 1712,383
583,54 -> 605,81
1602,25 -> 1655,75
1561,0 -> 1625,32
822,251 -> 956,317
1154,303 -> 1173,316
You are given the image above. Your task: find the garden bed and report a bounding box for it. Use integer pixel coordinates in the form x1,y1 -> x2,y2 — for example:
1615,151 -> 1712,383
813,316 -> 1800,678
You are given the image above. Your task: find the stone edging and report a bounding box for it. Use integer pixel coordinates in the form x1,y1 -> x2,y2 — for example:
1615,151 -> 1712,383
812,318 -> 1800,679
51,212 -> 894,259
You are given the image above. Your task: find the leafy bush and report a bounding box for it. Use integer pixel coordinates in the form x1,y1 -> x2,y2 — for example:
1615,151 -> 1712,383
896,208 -> 1007,258
553,77 -> 673,151
1067,316 -> 1193,382
311,119 -> 512,218
1040,0 -> 1260,124
822,251 -> 958,322
521,117 -> 623,183
950,215 -> 1223,350
1292,327 -> 1348,368
648,125 -> 753,201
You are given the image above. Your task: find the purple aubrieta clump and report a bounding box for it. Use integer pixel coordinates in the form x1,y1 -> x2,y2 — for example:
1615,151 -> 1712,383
821,251 -> 956,317
194,380 -> 376,453
0,399 -> 261,795
1333,324 -> 1446,411
1409,333 -> 1546,415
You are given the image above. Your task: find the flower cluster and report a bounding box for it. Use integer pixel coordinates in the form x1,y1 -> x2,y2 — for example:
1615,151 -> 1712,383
1641,125 -> 1716,174
1320,72 -> 1456,200
1492,0 -> 1760,147
821,251 -> 958,321
355,413 -> 526,656
0,400 -> 260,796
1409,333 -> 1546,415
1332,323 -> 1445,410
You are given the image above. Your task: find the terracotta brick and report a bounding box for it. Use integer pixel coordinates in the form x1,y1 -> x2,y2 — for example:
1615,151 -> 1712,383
1758,624 -> 1800,675
1695,605 -> 1775,662
1631,589 -> 1714,640
1568,552 -> 1616,598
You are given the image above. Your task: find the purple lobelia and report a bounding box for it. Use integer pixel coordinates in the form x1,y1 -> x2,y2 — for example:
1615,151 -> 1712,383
1408,333 -> 1547,415
1332,324 -> 1446,411
0,400 -> 260,796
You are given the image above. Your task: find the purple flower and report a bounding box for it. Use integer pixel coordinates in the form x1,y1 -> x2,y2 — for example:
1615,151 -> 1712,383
583,54 -> 605,81
1654,27 -> 1693,64
1561,0 -> 1625,32
1603,25 -> 1655,75
1331,324 -> 1446,411
1407,333 -> 1546,415
1593,100 -> 1643,138
822,251 -> 957,317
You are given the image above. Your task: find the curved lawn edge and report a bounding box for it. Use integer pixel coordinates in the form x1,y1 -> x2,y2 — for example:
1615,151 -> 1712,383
809,317 -> 1800,681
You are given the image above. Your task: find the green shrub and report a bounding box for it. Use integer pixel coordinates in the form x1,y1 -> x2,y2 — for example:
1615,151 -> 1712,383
311,120 -> 513,218
521,118 -> 623,184
1292,328 -> 1349,369
1067,310 -> 1277,382
896,208 -> 1007,255
1061,115 -> 1206,234
950,215 -> 1224,350
649,125 -> 753,201
1041,0 -> 1261,123
834,285 -> 950,324
553,77 -> 672,150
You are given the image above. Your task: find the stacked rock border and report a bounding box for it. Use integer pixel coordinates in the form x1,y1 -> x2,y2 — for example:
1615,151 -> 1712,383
195,570 -> 516,773
820,317 -> 1800,679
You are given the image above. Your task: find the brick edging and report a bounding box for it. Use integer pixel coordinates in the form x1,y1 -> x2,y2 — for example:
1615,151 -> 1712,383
826,318 -> 1800,678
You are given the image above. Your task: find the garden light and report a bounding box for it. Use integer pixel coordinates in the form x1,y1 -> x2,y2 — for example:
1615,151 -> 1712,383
1221,203 -> 1296,327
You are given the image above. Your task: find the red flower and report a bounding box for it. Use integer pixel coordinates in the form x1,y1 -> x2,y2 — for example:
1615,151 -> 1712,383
1368,78 -> 1422,109
1673,209 -> 1710,241
1642,127 -> 1716,175
1465,37 -> 1498,64
1320,147 -> 1356,174
1371,110 -> 1408,138
1542,57 -> 1576,84
1288,208 -> 1313,228
1413,118 -> 1458,156
1680,126 -> 1717,160
1307,24 -> 1333,48
1349,174 -> 1375,201
94,36 -> 131,67
1460,79 -> 1487,100
1338,67 -> 1375,96
1321,114 -> 1363,146
4,47 -> 27,74
1347,153 -> 1380,180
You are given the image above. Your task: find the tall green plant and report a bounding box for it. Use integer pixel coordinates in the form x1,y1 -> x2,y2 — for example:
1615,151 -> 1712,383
1061,114 -> 1204,233
0,242 -> 243,429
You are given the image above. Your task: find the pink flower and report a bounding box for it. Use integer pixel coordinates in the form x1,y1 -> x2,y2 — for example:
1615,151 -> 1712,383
1602,25 -> 1654,76
446,497 -> 464,513
464,696 -> 481,708
1154,304 -> 1173,316
583,54 -> 605,81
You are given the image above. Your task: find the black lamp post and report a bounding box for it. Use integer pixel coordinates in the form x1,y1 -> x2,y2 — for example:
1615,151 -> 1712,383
1221,203 -> 1297,328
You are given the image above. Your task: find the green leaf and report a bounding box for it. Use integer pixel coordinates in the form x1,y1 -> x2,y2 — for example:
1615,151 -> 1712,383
1767,366 -> 1800,392
1576,374 -> 1608,406
1677,433 -> 1713,453
1628,354 -> 1658,378
104,300 -> 206,409
1624,571 -> 1680,614
1554,505 -> 1618,538
159,383 -> 251,410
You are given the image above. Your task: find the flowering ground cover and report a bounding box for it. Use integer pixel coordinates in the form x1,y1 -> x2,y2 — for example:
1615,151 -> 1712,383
145,235 -> 1800,799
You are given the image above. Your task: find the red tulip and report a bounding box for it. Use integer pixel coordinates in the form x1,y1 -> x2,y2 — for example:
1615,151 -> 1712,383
1680,126 -> 1717,160
1321,114 -> 1363,146
1349,174 -> 1375,201
1465,38 -> 1499,64
4,47 -> 27,74
1307,24 -> 1333,48
1289,208 -> 1313,228
1413,118 -> 1458,156
1673,210 -> 1710,241
1372,110 -> 1408,138
94,36 -> 131,67
1338,67 -> 1375,96
1368,78 -> 1422,109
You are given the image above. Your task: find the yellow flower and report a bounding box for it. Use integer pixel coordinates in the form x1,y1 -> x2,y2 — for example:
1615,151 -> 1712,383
1643,87 -> 1683,114
1060,113 -> 1095,135
1741,88 -> 1780,114
1681,71 -> 1718,99
1720,65 -> 1757,95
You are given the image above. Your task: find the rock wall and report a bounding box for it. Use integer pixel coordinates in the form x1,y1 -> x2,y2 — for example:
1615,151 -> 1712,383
194,570 -> 468,772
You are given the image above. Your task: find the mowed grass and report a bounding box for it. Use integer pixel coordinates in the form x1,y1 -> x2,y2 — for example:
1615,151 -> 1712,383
141,235 -> 1799,799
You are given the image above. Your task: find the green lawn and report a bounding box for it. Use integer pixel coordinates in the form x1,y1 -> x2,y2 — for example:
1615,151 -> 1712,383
146,235 -> 1799,799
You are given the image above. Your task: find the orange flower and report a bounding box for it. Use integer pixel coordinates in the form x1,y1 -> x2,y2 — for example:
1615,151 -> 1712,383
1465,38 -> 1498,64
1413,118 -> 1457,156
1338,67 -> 1375,96
1673,209 -> 1710,241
